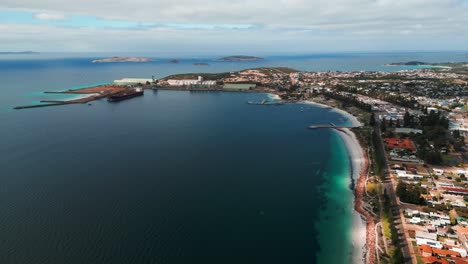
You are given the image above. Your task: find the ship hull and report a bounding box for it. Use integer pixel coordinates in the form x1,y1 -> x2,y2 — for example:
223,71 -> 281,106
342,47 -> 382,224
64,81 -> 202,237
107,91 -> 144,102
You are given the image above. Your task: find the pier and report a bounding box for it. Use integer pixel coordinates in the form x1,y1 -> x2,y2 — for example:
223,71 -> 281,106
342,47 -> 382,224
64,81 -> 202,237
308,124 -> 362,130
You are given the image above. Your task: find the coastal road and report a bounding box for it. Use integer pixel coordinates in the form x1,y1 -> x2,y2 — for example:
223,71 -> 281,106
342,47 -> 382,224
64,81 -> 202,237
374,116 -> 414,264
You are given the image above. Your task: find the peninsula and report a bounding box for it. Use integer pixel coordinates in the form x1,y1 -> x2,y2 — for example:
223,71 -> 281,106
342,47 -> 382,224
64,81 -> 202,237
215,55 -> 264,62
92,56 -> 153,63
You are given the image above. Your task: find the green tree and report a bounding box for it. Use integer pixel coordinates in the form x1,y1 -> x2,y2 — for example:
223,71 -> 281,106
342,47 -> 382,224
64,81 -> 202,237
404,111 -> 411,127
369,113 -> 376,126
381,119 -> 387,132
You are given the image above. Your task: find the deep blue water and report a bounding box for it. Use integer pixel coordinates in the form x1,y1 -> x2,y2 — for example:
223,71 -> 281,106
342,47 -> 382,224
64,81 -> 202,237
0,90 -> 353,264
0,51 -> 465,263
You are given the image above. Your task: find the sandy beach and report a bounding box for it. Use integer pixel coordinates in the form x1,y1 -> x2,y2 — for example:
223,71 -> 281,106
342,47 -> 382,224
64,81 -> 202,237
267,93 -> 281,100
337,128 -> 375,264
302,100 -> 362,127
300,99 -> 370,263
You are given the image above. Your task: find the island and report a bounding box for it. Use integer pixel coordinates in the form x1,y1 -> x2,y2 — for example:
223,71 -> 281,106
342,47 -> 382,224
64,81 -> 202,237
215,55 -> 264,62
193,62 -> 209,66
384,61 -> 428,66
92,57 -> 153,63
0,51 -> 39,55
168,59 -> 180,63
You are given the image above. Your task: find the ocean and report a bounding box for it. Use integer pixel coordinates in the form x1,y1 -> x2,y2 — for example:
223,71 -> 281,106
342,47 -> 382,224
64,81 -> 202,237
0,51 -> 464,263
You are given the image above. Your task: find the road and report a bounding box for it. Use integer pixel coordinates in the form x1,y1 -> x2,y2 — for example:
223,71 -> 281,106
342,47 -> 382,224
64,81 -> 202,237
374,115 -> 415,264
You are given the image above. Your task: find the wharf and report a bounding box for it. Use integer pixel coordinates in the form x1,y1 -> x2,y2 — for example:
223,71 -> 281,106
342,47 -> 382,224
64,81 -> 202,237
14,94 -> 106,110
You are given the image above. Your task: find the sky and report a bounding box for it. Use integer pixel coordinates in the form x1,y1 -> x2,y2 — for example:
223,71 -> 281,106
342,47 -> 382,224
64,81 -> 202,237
0,0 -> 467,53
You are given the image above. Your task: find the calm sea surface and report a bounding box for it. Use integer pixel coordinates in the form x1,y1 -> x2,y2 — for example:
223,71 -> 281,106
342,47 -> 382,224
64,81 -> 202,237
0,52 -> 464,263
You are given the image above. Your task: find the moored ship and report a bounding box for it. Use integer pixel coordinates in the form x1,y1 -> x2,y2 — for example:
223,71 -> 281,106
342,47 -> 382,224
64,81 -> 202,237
107,88 -> 144,102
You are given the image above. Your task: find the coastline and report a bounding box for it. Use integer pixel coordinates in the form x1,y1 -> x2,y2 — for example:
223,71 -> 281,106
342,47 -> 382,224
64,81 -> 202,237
336,128 -> 374,264
301,97 -> 372,264
302,100 -> 362,127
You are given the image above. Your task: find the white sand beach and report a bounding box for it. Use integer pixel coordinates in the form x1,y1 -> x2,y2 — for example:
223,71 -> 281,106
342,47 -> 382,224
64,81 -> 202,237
337,128 -> 368,264
302,100 -> 362,127
268,93 -> 281,100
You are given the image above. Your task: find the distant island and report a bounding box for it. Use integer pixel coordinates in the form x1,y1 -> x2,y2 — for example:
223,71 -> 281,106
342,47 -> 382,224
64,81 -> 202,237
384,61 -> 456,69
0,51 -> 39,55
215,55 -> 264,62
193,62 -> 209,66
168,59 -> 180,63
384,61 -> 428,66
92,57 -> 153,63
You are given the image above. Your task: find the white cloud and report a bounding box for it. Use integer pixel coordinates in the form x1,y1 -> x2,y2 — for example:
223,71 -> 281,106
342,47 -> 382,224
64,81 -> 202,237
33,12 -> 66,21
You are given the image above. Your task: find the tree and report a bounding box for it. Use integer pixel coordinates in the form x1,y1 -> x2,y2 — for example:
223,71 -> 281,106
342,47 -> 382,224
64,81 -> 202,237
404,111 -> 411,127
396,181 -> 425,205
381,119 -> 387,132
369,113 -> 376,126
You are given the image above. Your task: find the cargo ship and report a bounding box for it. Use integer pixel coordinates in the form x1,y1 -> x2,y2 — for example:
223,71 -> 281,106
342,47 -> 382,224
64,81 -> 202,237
107,88 -> 144,102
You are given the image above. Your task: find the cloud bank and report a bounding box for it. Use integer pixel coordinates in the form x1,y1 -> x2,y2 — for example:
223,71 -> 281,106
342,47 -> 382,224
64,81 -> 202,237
0,0 -> 467,52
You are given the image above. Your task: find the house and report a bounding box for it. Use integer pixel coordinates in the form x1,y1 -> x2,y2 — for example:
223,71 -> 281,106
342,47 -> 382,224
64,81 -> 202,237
437,227 -> 448,237
417,231 -> 438,241
433,169 -> 444,176
384,138 -> 417,151
432,248 -> 461,257
395,127 -> 423,134
416,238 -> 443,249
419,245 -> 433,257
451,257 -> 468,264
421,256 -> 449,264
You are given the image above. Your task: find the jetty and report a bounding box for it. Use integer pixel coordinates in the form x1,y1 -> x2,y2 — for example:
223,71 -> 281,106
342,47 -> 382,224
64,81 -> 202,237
247,100 -> 284,105
308,122 -> 362,130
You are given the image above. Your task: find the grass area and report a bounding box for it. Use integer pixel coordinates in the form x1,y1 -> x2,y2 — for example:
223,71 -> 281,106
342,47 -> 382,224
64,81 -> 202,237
442,154 -> 460,165
382,215 -> 391,239
366,182 -> 380,195
416,255 -> 424,264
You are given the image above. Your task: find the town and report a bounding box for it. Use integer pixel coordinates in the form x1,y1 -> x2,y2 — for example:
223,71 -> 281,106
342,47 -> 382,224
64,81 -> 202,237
160,65 -> 467,264
13,64 -> 468,263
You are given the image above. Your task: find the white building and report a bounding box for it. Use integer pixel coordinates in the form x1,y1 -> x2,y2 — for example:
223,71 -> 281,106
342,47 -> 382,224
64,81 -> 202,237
396,170 -> 423,180
416,238 -> 443,249
166,76 -> 216,86
114,78 -> 154,85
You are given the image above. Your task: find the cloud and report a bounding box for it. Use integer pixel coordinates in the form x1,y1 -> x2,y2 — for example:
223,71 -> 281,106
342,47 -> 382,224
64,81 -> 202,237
33,12 -> 66,21
0,0 -> 467,52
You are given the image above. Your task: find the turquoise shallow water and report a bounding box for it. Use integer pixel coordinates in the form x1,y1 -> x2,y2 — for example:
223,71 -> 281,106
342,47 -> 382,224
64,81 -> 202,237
315,132 -> 353,264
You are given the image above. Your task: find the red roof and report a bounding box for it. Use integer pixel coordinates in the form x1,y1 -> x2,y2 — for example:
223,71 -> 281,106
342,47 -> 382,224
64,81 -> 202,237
441,187 -> 468,194
452,257 -> 468,264
422,256 -> 449,264
384,138 -> 416,151
432,248 -> 461,257
420,245 -> 433,254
